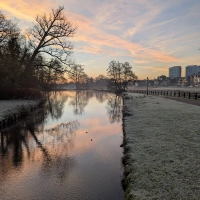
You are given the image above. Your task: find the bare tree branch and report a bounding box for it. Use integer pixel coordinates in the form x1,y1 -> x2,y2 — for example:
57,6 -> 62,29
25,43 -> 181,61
25,6 -> 76,74
0,11 -> 18,46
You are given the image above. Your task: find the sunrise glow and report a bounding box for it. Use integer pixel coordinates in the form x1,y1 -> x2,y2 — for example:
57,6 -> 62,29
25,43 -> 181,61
1,0 -> 200,79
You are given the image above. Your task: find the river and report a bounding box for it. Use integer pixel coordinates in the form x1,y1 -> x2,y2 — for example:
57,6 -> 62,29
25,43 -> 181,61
0,90 -> 124,200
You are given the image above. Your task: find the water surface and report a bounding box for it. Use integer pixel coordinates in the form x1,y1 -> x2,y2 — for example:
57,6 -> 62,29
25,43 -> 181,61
0,91 -> 124,200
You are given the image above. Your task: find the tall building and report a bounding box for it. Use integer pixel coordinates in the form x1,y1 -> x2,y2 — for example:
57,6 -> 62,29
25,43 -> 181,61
169,66 -> 181,78
185,65 -> 200,77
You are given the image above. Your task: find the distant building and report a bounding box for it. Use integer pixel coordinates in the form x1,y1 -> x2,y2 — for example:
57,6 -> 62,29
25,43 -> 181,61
186,65 -> 200,77
169,66 -> 181,78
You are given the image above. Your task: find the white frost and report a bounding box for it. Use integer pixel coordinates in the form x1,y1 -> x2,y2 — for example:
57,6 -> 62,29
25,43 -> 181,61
0,100 -> 39,120
123,93 -> 200,199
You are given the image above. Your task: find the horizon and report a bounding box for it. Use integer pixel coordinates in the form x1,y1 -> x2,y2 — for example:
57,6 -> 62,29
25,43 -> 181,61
1,0 -> 200,79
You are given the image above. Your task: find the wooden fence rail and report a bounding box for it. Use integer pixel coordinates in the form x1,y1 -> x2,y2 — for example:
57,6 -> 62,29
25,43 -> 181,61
129,90 -> 200,100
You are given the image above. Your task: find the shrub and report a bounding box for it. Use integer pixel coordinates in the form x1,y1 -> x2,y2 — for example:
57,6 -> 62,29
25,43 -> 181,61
0,87 -> 43,99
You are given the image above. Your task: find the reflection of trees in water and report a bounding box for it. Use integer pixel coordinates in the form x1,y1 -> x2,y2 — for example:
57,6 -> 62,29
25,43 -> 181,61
106,94 -> 122,123
95,91 -> 109,103
42,120 -> 79,151
39,121 -> 80,182
0,91 -> 114,169
0,107 -> 79,181
46,90 -> 110,117
0,109 -> 47,182
46,91 -> 68,120
41,155 -> 76,183
0,90 -> 116,183
1,125 -> 27,167
0,109 -> 47,168
69,90 -> 94,115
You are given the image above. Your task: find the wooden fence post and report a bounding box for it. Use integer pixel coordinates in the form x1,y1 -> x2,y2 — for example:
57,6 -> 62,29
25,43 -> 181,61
195,93 -> 197,100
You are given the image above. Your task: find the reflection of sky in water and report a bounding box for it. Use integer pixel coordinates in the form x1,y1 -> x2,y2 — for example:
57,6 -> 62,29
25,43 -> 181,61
44,91 -> 113,129
0,91 -> 124,200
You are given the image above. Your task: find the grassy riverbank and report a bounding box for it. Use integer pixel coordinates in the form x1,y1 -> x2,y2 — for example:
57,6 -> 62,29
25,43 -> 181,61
122,93 -> 200,200
0,100 -> 40,121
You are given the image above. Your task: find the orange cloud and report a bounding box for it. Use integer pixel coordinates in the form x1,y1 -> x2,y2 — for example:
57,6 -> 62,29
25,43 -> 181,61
138,66 -> 168,72
74,27 -> 177,62
0,1 -> 34,21
1,0 -> 179,64
134,60 -> 149,64
77,45 -> 116,55
0,0 -> 56,20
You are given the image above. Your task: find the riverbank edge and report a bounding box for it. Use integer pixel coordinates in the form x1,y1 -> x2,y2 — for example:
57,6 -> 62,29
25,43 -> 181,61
121,93 -> 135,200
0,98 -> 45,129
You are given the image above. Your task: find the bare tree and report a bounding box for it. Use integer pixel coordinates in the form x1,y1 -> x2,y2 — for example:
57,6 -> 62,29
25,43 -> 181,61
79,72 -> 89,85
107,61 -> 137,92
34,57 -> 67,85
95,74 -> 108,88
0,11 -> 18,46
25,6 -> 76,76
95,74 -> 107,82
67,64 -> 87,89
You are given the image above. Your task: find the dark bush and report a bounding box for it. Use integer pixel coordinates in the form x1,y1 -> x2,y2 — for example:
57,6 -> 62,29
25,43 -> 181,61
0,88 -> 43,100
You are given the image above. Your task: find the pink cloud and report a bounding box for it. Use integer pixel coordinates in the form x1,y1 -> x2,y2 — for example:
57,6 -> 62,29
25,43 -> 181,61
1,0 -> 179,64
138,66 -> 168,72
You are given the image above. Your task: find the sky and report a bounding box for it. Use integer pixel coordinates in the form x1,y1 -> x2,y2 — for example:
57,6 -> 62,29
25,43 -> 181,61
1,0 -> 200,79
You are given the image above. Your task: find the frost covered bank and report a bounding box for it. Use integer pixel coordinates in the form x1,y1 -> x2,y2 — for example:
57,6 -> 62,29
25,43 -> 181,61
122,93 -> 200,200
0,100 -> 40,121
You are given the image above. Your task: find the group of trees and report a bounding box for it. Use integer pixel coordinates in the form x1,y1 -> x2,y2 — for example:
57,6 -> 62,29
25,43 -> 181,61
0,6 -> 76,98
0,6 -> 137,98
107,61 -> 137,92
0,11 -> 22,90
67,64 -> 89,89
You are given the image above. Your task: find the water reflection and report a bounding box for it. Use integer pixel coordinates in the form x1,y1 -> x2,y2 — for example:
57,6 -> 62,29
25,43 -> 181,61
106,94 -> 123,123
46,91 -> 68,119
0,108 -> 79,171
0,109 -> 46,166
0,91 -> 124,200
0,92 -> 121,168
95,91 -> 109,103
69,91 -> 91,115
69,90 -> 109,115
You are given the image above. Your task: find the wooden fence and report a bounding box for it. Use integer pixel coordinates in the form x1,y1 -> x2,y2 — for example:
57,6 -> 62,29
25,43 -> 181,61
129,90 -> 200,100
